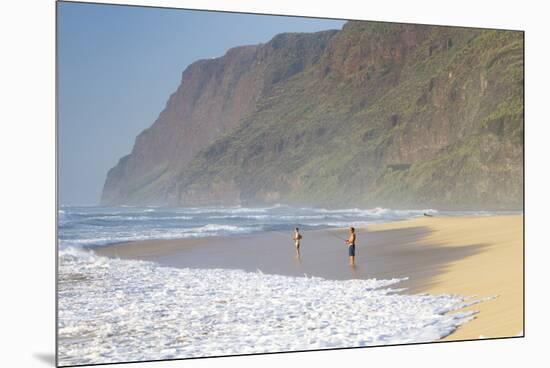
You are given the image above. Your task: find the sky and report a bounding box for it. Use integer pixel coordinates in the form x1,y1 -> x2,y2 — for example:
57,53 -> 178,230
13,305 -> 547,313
57,1 -> 345,206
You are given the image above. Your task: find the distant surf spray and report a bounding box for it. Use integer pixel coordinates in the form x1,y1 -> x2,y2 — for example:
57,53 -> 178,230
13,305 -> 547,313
58,205 -> 517,249
58,205 -> 450,249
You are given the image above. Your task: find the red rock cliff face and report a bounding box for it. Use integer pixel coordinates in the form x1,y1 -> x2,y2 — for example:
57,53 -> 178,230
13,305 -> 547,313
170,23 -> 522,209
102,22 -> 523,209
101,30 -> 337,205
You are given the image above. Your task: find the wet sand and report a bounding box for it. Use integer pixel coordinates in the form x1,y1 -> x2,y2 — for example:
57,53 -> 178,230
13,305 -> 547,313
96,215 -> 523,341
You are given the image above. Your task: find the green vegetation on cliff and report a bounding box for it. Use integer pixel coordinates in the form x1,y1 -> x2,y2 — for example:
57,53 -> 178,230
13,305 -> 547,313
103,22 -> 523,209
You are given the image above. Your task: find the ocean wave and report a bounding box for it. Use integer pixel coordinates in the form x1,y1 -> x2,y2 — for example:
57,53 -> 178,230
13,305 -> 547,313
307,221 -> 375,228
182,207 -> 266,215
84,215 -> 194,221
58,248 -> 475,365
59,224 -> 260,248
183,204 -> 287,214
310,207 -> 393,217
278,214 -> 345,220
394,208 -> 438,216
188,224 -> 257,234
59,206 -> 512,250
310,207 -> 438,218
206,214 -> 270,220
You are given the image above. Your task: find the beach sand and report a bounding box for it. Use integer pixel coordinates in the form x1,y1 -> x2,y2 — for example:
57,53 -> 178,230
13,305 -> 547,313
96,215 -> 523,342
369,215 -> 523,341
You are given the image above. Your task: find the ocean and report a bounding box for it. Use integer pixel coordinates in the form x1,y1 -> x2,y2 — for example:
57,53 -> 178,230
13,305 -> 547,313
57,205 -> 507,365
58,204 -> 514,249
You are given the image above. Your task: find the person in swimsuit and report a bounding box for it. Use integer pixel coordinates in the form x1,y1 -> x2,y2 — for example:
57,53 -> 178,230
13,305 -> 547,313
293,227 -> 302,258
345,227 -> 356,266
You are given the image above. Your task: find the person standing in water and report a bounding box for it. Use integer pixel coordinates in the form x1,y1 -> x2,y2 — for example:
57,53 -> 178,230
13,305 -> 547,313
345,227 -> 356,266
293,227 -> 302,258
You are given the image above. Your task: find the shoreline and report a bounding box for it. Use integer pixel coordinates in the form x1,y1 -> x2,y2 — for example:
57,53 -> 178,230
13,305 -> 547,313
95,214 -> 523,341
369,215 -> 523,340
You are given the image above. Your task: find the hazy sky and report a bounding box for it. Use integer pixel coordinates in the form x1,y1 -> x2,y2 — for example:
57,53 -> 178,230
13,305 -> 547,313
58,2 -> 345,206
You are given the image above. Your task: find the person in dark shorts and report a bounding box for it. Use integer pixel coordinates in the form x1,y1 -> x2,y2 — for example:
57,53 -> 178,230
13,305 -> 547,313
345,227 -> 356,266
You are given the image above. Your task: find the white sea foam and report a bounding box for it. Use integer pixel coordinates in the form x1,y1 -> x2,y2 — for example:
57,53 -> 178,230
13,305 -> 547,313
310,207 -> 438,218
60,206 -> 516,250
58,248 -> 476,366
308,221 -> 374,228
190,224 -> 256,234
394,208 -> 438,216
183,205 -> 282,215
59,224 -> 260,248
89,215 -> 194,221
279,214 -> 345,220
207,214 -> 270,220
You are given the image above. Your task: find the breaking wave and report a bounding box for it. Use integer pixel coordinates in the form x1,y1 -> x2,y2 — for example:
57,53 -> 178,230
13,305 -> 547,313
58,248 -> 476,365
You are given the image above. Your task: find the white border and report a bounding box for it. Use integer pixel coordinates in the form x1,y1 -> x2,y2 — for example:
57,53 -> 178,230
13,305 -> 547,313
2,1 -> 548,367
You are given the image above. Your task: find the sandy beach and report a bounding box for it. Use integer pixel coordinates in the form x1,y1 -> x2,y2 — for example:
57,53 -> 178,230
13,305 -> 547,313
96,215 -> 523,342
369,215 -> 523,341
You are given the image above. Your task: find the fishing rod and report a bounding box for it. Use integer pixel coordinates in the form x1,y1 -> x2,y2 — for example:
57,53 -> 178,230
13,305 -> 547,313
324,229 -> 348,241
270,228 -> 348,242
